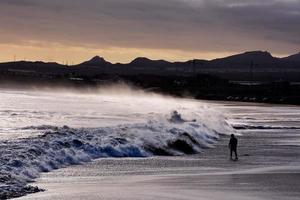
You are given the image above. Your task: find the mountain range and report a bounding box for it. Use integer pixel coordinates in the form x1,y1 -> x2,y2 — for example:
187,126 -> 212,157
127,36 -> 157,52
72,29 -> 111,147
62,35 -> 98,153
78,51 -> 300,66
1,51 -> 300,82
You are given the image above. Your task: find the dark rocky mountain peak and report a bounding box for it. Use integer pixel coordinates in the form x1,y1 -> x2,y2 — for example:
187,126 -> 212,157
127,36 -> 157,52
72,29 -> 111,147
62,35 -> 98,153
130,57 -> 170,66
80,56 -> 111,66
131,57 -> 152,64
212,51 -> 275,64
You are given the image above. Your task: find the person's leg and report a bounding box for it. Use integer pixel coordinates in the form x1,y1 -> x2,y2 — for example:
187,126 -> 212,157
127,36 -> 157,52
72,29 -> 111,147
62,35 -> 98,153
234,149 -> 238,159
230,149 -> 233,160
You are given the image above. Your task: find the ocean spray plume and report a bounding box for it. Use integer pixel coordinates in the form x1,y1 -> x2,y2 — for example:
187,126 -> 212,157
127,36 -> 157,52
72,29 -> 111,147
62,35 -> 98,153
0,85 -> 234,198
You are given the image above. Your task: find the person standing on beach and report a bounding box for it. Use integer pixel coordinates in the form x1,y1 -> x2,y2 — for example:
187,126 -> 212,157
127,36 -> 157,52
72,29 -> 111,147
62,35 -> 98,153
229,134 -> 238,160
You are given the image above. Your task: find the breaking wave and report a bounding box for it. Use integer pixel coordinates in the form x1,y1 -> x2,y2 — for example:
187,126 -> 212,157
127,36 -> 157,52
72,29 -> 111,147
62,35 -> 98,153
0,111 -> 232,199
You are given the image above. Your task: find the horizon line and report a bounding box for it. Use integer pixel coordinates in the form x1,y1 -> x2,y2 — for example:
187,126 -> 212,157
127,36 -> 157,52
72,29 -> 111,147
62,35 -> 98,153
0,50 -> 298,65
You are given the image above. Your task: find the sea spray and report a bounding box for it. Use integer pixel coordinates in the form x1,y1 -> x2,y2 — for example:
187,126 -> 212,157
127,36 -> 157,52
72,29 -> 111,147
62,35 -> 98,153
0,86 -> 234,198
0,111 -> 232,198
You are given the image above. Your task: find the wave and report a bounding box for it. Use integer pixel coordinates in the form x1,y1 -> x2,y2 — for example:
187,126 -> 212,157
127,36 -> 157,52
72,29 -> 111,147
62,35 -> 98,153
0,111 -> 231,199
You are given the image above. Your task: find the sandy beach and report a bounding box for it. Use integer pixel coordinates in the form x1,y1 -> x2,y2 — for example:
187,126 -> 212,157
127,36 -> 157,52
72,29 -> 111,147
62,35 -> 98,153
19,102 -> 300,200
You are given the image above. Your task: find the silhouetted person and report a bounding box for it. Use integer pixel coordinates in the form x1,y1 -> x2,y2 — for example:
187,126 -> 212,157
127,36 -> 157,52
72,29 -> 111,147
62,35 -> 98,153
229,134 -> 238,160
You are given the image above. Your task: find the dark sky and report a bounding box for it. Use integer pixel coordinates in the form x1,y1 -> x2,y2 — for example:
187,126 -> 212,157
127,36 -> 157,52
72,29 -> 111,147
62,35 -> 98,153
0,0 -> 299,63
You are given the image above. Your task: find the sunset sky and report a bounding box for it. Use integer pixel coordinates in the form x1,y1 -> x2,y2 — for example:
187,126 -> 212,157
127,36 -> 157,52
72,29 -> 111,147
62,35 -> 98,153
0,0 -> 299,64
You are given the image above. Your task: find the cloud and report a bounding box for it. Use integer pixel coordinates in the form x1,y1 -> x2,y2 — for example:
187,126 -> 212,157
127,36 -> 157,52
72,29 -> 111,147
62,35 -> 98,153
0,0 -> 299,58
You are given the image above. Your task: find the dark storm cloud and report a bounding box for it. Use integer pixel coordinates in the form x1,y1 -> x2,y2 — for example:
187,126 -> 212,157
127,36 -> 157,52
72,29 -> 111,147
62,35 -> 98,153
0,0 -> 299,54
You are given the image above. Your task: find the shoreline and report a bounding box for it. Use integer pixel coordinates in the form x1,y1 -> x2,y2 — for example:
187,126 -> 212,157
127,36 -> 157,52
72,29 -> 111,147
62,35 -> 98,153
19,102 -> 300,200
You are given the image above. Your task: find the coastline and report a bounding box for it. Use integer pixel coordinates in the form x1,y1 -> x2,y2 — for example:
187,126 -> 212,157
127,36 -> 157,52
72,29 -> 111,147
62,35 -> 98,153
19,102 -> 300,200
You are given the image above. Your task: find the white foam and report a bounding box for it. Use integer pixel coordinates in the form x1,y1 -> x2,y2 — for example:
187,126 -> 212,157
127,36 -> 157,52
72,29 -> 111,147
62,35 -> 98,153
0,86 -> 234,196
0,112 -> 231,195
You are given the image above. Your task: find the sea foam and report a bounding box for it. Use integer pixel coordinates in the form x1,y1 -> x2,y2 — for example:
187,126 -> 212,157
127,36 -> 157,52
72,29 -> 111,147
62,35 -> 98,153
0,110 -> 232,198
0,87 -> 233,198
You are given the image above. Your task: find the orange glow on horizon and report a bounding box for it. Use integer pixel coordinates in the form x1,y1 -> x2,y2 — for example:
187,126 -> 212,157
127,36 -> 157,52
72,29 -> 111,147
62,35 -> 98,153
0,42 -> 291,64
0,43 -> 242,64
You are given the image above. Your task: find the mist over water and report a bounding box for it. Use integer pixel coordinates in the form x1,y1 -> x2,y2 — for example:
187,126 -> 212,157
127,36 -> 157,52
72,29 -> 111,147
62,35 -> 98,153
0,84 -> 230,139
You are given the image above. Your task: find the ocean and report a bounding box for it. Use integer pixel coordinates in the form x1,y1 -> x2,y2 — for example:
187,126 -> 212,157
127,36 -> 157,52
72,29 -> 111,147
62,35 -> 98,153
0,86 -> 299,199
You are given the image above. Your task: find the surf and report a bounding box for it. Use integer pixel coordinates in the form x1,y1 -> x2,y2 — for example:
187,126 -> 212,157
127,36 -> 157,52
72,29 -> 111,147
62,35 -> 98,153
0,86 -> 233,198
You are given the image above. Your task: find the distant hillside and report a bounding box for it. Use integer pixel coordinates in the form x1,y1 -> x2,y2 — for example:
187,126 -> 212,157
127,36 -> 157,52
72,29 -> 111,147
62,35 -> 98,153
0,51 -> 299,81
212,51 -> 275,63
130,57 -> 171,67
282,52 -> 300,62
